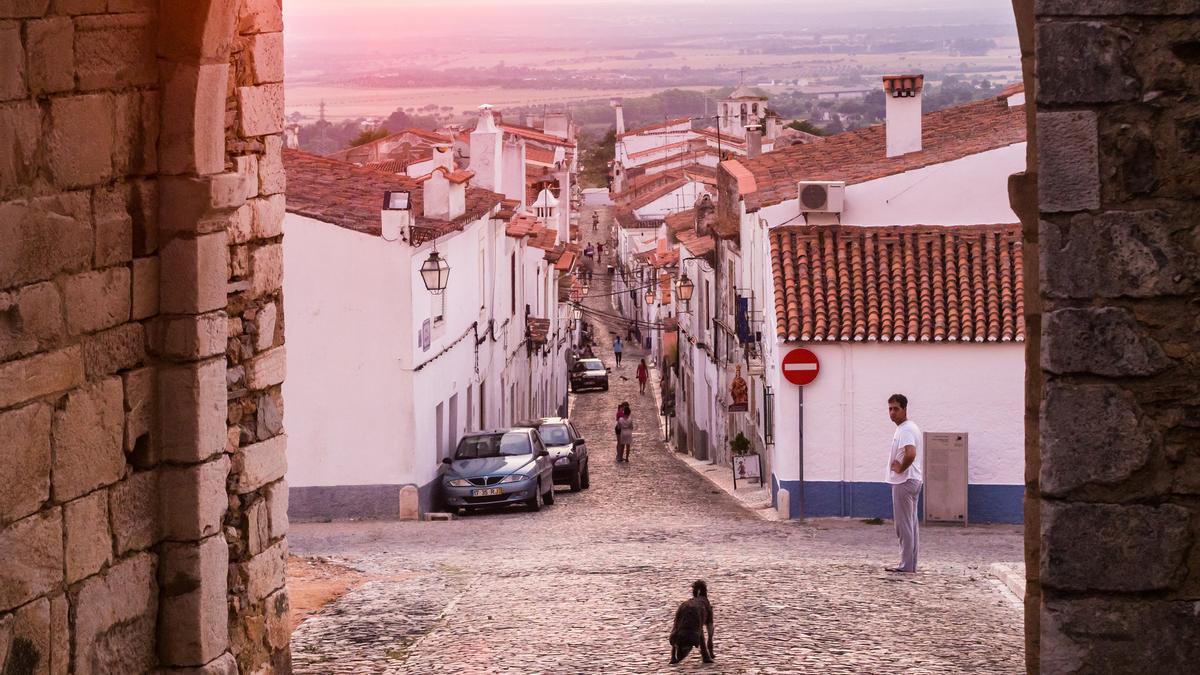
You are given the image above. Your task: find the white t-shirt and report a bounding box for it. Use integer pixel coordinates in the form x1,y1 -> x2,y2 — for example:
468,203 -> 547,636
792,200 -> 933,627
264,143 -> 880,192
885,420 -> 923,484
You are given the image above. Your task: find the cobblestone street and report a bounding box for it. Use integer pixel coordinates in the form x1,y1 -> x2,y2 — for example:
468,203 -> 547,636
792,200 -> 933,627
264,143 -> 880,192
288,205 -> 1025,674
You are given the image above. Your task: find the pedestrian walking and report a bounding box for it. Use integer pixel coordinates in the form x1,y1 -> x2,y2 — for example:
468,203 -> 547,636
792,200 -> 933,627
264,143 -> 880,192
615,402 -> 630,462
616,403 -> 634,462
584,243 -> 595,259
637,358 -> 649,395
592,212 -> 599,232
613,336 -> 623,366
597,242 -> 604,260
884,393 -> 923,574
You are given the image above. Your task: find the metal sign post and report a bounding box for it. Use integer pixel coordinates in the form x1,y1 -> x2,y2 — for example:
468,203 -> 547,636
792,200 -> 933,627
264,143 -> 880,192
782,348 -> 820,521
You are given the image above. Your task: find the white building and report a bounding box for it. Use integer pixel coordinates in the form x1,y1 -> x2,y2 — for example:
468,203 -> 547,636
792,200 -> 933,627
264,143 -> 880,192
281,149 -> 574,520
679,77 -> 1029,522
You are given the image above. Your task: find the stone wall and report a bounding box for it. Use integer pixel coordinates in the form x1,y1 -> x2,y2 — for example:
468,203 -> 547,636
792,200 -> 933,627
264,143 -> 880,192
0,1 -> 289,673
1033,2 -> 1200,673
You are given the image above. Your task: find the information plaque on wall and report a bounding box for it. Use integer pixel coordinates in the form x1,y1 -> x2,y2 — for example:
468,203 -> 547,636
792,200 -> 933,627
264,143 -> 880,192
924,432 -> 968,524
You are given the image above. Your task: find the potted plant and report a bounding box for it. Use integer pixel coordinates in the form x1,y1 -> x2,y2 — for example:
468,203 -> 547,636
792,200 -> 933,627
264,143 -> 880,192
730,432 -> 751,456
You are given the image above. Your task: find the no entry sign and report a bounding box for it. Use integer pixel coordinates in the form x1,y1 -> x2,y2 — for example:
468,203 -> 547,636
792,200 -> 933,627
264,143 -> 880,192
782,348 -> 820,386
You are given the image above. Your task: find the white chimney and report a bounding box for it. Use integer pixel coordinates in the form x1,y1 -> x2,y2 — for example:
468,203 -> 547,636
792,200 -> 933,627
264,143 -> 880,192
882,74 -> 924,158
745,124 -> 762,158
380,190 -> 412,241
544,112 -> 570,140
611,98 -> 625,135
469,104 -> 503,192
431,142 -> 454,171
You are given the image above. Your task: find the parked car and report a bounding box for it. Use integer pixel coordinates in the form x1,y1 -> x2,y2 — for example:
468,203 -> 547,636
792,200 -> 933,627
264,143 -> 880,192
570,357 -> 609,392
516,417 -> 590,492
440,429 -> 555,513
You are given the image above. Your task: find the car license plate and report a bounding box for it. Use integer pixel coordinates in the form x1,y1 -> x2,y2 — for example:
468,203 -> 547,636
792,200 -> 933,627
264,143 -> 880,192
472,488 -> 502,497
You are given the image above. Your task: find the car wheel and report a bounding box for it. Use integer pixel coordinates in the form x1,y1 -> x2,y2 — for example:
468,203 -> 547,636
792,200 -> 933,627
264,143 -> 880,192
581,462 -> 590,489
544,481 -> 556,505
527,482 -> 543,512
569,467 -> 582,492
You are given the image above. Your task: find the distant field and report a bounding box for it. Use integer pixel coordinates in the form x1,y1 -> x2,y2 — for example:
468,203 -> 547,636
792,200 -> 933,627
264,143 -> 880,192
285,85 -> 718,121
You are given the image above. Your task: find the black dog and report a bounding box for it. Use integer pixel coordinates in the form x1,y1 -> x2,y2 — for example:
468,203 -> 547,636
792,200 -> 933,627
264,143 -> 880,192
669,580 -> 714,664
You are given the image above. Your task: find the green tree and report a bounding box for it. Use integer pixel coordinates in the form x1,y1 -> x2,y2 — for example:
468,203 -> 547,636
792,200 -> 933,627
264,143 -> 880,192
348,126 -> 390,148
785,120 -> 828,136
580,127 -> 616,189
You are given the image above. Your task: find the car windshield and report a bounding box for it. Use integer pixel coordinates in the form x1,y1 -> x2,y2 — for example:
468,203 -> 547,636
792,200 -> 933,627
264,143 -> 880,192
576,359 -> 604,371
538,424 -> 571,446
454,432 -> 532,459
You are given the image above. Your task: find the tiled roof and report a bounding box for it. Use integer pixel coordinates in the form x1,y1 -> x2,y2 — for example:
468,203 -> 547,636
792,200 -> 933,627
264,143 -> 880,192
627,140 -> 690,161
735,97 -> 1026,212
637,148 -> 719,172
677,229 -> 716,256
554,250 -> 576,272
665,209 -> 694,234
618,117 -> 692,138
497,199 -> 521,220
326,128 -> 451,163
506,213 -> 540,238
694,127 -> 747,147
769,224 -> 1023,343
500,123 -> 573,148
525,145 -> 556,165
628,176 -> 689,210
283,149 -> 501,237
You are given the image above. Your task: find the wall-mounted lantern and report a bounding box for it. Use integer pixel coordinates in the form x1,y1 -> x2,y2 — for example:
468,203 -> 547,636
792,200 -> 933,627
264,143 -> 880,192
676,272 -> 695,304
645,288 -> 656,306
420,247 -> 450,295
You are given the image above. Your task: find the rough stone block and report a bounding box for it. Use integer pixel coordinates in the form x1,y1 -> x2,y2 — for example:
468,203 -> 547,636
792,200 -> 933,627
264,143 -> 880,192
246,31 -> 283,84
158,359 -> 226,464
1042,597 -> 1200,674
52,0 -> 105,13
263,479 -> 287,540
259,134 -> 285,196
158,312 -> 228,361
0,403 -> 52,527
245,497 -> 269,555
157,0 -> 237,63
0,0 -> 50,18
0,198 -> 93,288
26,17 -> 74,95
72,552 -> 157,675
0,282 -> 65,361
51,378 -> 125,501
0,102 -> 41,199
122,366 -> 154,453
108,469 -> 158,555
1041,211 -> 1195,299
244,345 -> 285,390
0,25 -> 27,101
50,592 -> 67,675
1037,22 -> 1140,104
93,183 -> 134,267
129,178 -> 158,256
254,302 -> 276,352
159,61 -> 229,177
159,175 -> 238,237
399,485 -> 419,521
0,509 -> 62,612
235,154 -> 259,201
0,597 -> 51,675
1043,307 -> 1170,376
1040,382 -> 1156,495
255,389 -> 283,441
160,232 -> 228,314
165,651 -> 239,675
236,83 -> 284,137
131,256 -> 159,320
73,12 -> 156,90
64,490 -> 112,584
158,535 -> 229,666
1036,1 -> 1200,16
47,94 -> 114,188
252,194 -> 285,239
237,539 -> 286,602
1037,111 -> 1099,213
113,90 -> 159,176
249,243 -> 283,298
239,0 -> 283,34
64,267 -> 131,335
83,322 -> 145,379
0,346 -> 85,409
226,204 -> 253,245
1043,501 -> 1191,592
229,245 -> 249,280
158,455 -> 229,542
234,434 -> 287,495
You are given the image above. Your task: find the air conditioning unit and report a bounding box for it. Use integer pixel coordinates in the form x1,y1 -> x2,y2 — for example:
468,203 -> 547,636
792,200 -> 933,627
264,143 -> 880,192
797,181 -> 845,213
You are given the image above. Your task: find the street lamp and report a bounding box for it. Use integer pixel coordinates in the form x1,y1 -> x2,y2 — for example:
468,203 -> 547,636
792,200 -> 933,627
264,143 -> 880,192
645,288 -> 656,306
572,307 -> 582,321
676,272 -> 695,304
420,248 -> 450,294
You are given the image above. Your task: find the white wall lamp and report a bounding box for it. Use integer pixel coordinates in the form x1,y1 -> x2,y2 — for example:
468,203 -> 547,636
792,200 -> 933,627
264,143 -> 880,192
420,245 -> 450,295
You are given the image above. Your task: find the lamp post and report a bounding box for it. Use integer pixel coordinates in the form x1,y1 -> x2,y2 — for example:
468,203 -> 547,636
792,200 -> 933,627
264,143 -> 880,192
676,271 -> 695,310
420,248 -> 450,294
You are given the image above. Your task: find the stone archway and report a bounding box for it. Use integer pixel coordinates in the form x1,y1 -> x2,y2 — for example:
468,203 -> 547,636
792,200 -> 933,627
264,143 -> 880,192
0,1 -> 286,672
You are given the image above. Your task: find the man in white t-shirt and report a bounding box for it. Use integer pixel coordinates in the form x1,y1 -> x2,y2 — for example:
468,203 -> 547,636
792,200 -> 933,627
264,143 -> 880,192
884,393 -> 923,573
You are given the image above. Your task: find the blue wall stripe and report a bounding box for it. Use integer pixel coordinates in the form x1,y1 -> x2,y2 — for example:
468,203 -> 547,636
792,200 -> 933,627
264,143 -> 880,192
769,474 -> 1023,524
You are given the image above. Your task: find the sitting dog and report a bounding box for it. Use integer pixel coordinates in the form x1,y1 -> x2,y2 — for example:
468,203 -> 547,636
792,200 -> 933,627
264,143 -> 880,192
669,580 -> 714,664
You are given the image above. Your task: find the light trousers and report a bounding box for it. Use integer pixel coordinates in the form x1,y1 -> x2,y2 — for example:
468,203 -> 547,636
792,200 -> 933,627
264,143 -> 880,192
891,479 -> 922,572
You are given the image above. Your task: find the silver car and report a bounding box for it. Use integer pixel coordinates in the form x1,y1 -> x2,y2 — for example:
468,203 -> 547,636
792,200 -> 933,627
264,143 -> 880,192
440,429 -> 556,513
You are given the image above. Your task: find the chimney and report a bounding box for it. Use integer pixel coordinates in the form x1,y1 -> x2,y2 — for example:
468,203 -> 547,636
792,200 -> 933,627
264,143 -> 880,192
882,74 -> 924,158
745,124 -> 762,158
380,190 -> 412,241
469,104 -> 503,192
431,142 -> 453,172
611,98 -> 625,135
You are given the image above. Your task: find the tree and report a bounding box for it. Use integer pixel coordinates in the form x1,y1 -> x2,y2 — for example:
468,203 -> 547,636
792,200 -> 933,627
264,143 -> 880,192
348,126 -> 390,148
786,120 -> 828,136
580,128 -> 616,188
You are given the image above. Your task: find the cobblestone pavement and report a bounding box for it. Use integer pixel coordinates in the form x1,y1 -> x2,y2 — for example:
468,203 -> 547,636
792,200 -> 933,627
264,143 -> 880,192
288,205 -> 1025,674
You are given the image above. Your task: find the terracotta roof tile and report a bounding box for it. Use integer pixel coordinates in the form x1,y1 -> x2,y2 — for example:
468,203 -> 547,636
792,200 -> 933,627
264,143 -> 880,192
525,145 -> 556,165
618,117 -> 692,138
676,229 -> 715,256
637,148 -> 719,172
736,97 -> 1026,212
628,176 -> 689,210
283,149 -> 501,237
769,224 -> 1023,343
500,123 -> 573,147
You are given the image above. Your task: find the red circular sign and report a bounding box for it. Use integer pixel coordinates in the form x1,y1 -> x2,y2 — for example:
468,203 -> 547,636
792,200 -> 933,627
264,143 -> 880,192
781,348 -> 820,386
